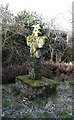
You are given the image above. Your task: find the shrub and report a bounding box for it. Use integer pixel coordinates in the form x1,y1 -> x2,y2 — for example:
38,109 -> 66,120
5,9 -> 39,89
2,60 -> 74,84
2,61 -> 30,84
42,60 -> 74,80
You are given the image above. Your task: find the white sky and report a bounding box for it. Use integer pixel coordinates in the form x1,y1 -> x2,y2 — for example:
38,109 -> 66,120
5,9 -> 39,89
0,0 -> 74,32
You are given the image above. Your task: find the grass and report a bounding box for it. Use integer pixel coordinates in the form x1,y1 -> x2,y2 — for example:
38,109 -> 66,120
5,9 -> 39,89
2,88 -> 6,92
33,97 -> 46,107
14,103 -> 25,111
51,96 -> 58,101
2,93 -> 12,99
63,88 -> 68,92
3,100 -> 11,108
13,89 -> 23,97
56,109 -> 73,119
22,113 -> 33,118
43,111 -> 52,118
62,82 -> 66,86
2,94 -> 6,98
66,100 -> 72,105
2,113 -> 12,118
69,82 -> 74,87
50,93 -> 60,102
54,76 -> 59,82
3,84 -> 10,88
11,85 -> 16,92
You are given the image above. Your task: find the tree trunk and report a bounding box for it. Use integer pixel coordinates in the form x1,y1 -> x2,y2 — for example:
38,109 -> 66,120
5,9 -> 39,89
56,52 -> 61,63
50,48 -> 54,62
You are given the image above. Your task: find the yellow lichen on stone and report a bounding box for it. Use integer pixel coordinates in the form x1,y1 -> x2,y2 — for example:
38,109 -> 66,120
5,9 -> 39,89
26,24 -> 48,58
16,75 -> 57,91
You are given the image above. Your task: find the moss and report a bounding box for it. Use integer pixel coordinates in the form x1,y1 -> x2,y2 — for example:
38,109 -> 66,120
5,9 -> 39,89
16,75 -> 57,91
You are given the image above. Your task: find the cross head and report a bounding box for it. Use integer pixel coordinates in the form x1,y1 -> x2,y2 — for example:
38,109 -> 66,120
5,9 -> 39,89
27,24 -> 48,58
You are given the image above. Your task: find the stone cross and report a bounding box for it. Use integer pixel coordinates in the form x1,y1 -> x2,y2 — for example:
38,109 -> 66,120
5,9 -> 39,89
27,24 -> 48,80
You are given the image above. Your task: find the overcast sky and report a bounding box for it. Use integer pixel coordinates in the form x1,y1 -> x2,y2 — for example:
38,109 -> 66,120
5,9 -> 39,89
0,0 -> 74,32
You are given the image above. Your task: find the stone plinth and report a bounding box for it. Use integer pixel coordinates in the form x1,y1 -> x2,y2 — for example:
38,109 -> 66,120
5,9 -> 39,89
15,75 -> 57,99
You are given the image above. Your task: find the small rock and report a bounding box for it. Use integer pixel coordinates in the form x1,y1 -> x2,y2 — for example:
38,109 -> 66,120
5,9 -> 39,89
1,113 -> 5,117
69,113 -> 72,115
20,112 -> 23,115
23,99 -> 26,102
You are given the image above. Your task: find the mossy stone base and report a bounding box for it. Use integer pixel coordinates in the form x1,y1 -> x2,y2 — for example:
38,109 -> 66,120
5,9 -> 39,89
15,75 -> 57,99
